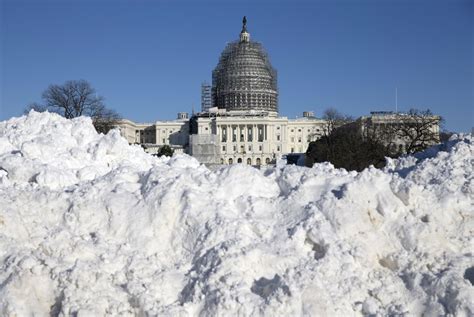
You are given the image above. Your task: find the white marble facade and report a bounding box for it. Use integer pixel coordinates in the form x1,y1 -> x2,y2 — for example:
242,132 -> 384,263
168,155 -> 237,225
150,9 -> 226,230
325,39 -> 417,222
117,111 -> 326,165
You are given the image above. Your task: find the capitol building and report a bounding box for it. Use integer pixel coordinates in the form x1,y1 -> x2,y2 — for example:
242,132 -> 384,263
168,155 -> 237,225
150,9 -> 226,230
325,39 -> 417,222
117,17 -> 441,166
118,17 -> 326,165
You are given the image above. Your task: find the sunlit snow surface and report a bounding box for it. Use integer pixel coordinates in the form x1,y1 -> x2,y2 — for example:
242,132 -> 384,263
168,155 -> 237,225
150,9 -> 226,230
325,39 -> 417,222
0,111 -> 472,316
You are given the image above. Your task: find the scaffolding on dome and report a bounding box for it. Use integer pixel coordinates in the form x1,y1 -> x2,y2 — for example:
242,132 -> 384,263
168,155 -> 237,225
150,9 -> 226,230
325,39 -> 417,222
211,19 -> 278,114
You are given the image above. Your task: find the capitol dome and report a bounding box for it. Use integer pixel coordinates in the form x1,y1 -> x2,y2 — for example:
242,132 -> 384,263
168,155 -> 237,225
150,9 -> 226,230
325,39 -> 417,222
212,17 -> 278,113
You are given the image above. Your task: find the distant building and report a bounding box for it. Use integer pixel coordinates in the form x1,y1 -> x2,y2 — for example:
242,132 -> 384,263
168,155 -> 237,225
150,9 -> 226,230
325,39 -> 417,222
117,17 -> 326,166
116,18 -> 440,165
118,115 -> 188,155
201,82 -> 212,113
118,119 -> 156,145
357,111 -> 440,153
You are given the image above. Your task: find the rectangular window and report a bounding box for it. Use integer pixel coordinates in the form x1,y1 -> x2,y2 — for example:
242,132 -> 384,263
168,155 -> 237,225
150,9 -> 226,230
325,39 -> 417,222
222,146 -> 226,151
248,145 -> 252,151
277,135 -> 280,141
259,145 -> 262,151
277,146 -> 280,151
298,137 -> 302,143
222,128 -> 227,142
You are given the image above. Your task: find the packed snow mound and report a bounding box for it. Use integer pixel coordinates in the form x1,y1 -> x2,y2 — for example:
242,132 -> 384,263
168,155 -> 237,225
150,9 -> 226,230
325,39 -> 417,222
0,111 -> 472,316
0,111 -> 161,189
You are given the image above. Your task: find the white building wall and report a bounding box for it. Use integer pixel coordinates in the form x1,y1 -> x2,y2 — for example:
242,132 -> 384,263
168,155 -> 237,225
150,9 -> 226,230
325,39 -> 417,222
155,120 -> 189,147
116,120 -> 155,144
118,113 -> 326,166
358,113 -> 440,153
118,111 -> 439,165
210,116 -> 288,165
287,119 -> 325,153
191,115 -> 325,165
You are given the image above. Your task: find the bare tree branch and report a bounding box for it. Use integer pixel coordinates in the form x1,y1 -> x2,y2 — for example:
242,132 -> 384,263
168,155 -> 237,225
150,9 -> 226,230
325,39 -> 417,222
321,108 -> 353,137
26,79 -> 121,134
24,102 -> 48,114
362,109 -> 441,154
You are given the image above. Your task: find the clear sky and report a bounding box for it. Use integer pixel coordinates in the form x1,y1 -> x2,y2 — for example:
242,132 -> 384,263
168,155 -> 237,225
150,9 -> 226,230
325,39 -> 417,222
1,0 -> 473,132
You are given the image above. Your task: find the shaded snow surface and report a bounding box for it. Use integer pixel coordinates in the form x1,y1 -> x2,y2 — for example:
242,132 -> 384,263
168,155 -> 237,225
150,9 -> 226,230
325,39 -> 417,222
0,111 -> 473,316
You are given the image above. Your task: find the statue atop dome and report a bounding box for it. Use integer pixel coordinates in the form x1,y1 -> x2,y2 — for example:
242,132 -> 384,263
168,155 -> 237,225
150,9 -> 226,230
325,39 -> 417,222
240,16 -> 250,43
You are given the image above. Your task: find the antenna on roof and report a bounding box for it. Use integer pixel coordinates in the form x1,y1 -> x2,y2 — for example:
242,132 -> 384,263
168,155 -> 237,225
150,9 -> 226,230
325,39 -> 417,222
395,87 -> 398,113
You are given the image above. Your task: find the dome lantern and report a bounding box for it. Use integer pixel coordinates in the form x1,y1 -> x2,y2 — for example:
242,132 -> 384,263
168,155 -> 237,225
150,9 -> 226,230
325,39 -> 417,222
240,16 -> 250,43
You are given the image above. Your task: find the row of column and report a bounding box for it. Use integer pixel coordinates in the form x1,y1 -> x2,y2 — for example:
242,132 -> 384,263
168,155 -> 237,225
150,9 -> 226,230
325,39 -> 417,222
219,124 -> 268,143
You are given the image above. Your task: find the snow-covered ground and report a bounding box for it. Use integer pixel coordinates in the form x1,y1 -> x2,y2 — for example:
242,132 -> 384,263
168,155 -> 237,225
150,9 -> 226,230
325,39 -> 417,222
0,111 -> 472,316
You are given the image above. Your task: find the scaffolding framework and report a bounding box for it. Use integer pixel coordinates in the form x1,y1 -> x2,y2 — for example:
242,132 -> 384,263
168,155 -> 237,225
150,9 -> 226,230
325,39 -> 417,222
201,82 -> 212,112
212,19 -> 278,113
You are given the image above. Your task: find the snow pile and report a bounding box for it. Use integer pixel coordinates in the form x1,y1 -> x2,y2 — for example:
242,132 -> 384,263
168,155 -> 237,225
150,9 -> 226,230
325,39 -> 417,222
0,111 -> 472,316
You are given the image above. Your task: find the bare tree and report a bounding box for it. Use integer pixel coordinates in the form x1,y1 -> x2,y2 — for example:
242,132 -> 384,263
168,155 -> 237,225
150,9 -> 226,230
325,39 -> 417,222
397,109 -> 441,153
305,108 -> 441,170
90,105 -> 121,134
26,80 -> 121,133
305,121 -> 390,171
321,107 -> 354,136
366,109 -> 441,154
24,102 -> 47,114
312,108 -> 355,160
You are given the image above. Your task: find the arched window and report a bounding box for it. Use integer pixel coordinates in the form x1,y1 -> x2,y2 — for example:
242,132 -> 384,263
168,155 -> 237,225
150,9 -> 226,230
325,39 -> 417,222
220,158 -> 224,164
265,158 -> 271,164
256,158 -> 261,165
247,158 -> 251,165
237,158 -> 242,163
229,158 -> 233,164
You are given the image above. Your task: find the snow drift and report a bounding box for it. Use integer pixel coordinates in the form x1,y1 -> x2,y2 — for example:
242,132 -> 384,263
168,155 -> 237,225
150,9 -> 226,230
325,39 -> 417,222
0,111 -> 472,316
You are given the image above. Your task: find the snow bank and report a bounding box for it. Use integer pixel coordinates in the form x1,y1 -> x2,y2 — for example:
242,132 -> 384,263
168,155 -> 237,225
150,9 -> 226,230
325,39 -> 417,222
0,111 -> 472,316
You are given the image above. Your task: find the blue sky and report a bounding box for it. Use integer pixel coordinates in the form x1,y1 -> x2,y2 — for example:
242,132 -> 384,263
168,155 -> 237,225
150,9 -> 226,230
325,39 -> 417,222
1,0 -> 473,132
